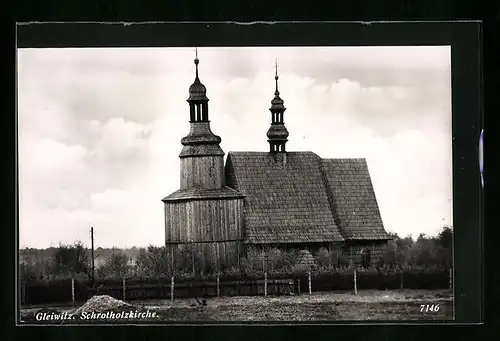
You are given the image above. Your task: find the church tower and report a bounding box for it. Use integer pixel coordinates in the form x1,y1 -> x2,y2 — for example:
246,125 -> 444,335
267,60 -> 289,153
162,50 -> 244,274
179,49 -> 225,189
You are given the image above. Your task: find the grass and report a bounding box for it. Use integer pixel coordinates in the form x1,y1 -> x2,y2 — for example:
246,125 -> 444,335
20,289 -> 453,323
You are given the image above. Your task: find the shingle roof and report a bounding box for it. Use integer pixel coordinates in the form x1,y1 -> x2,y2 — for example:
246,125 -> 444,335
162,187 -> 244,202
321,158 -> 390,240
225,152 -> 389,243
225,152 -> 345,244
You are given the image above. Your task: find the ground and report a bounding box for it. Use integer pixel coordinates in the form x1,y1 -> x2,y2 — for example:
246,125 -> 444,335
20,289 -> 453,323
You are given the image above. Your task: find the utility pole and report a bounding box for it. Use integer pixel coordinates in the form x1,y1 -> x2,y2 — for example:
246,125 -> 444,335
90,227 -> 95,282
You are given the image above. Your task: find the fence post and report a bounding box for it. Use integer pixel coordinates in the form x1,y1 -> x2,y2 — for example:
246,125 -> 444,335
24,280 -> 28,305
262,248 -> 265,272
353,269 -> 358,295
400,271 -> 404,289
449,268 -> 452,291
308,271 -> 312,295
122,278 -> 126,301
264,272 -> 268,298
170,276 -> 175,302
237,241 -> 241,269
191,241 -> 195,276
71,277 -> 75,305
217,273 -> 220,297
20,278 -> 24,305
170,244 -> 174,276
297,278 -> 301,296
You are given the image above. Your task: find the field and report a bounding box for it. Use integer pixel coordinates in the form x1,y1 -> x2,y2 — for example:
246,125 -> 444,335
20,289 -> 453,323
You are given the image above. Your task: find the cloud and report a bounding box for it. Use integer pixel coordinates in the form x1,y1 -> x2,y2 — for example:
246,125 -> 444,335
17,46 -> 452,248
364,129 -> 452,237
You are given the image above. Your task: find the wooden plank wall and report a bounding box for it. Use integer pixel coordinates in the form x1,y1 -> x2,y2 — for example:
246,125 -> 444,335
165,198 -> 244,272
180,156 -> 225,189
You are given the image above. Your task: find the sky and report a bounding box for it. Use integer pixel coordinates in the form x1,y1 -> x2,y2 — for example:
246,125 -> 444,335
17,46 -> 453,249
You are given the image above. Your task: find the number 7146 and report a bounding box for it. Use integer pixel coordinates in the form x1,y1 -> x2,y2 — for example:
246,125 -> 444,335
420,304 -> 440,312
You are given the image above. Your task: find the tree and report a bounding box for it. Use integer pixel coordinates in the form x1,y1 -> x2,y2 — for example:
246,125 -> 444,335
377,227 -> 453,269
270,247 -> 297,272
382,239 -> 398,266
97,251 -> 131,279
438,226 -> 453,249
437,226 -> 453,268
381,233 -> 413,267
240,246 -> 263,273
387,232 -> 399,240
413,234 -> 435,266
135,246 -> 170,277
313,247 -> 330,268
19,256 -> 37,281
395,235 -> 414,266
50,241 -> 89,277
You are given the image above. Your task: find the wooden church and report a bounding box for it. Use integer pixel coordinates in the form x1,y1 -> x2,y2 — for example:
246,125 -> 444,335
162,53 -> 390,272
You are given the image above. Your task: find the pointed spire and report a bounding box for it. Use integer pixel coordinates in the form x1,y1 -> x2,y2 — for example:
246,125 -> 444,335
194,47 -> 199,79
188,47 -> 208,103
267,59 -> 288,153
270,58 -> 285,111
181,47 -> 220,157
274,58 -> 280,95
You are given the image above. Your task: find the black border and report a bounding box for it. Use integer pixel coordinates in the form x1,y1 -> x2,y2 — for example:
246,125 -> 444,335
13,20 -> 484,334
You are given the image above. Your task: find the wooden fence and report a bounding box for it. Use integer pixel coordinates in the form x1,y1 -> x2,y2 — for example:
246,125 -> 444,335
20,268 -> 453,306
90,277 -> 296,300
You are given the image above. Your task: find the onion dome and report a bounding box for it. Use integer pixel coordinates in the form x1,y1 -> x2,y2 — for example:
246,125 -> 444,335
180,48 -> 223,158
187,49 -> 209,102
267,59 -> 289,153
267,125 -> 289,139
